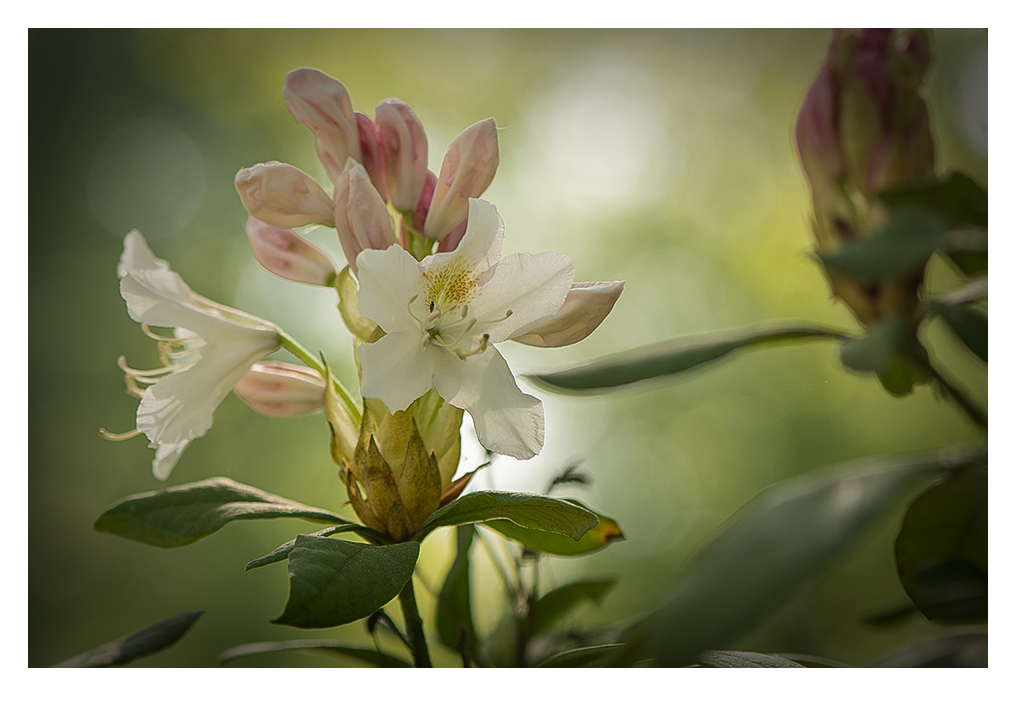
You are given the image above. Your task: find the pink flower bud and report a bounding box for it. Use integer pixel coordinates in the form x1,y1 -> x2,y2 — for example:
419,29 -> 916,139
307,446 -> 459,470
234,362 -> 325,418
375,98 -> 429,212
424,118 -> 499,241
513,281 -> 625,348
235,162 -> 334,229
355,112 -> 388,201
245,217 -> 337,287
282,68 -> 362,181
411,170 -> 437,237
333,158 -> 396,273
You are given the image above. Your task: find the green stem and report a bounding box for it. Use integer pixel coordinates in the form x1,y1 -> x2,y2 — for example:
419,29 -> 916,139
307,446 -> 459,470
926,361 -> 987,431
277,331 -> 360,421
398,577 -> 432,668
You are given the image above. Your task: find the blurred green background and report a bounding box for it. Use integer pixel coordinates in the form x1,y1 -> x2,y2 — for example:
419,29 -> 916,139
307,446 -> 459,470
29,29 -> 987,667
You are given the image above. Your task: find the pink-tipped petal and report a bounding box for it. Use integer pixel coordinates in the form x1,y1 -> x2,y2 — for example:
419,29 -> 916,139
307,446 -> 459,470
235,162 -> 334,229
333,158 -> 396,273
375,98 -> 429,212
234,362 -> 325,418
424,118 -> 499,241
512,280 -> 625,347
245,217 -> 337,286
283,68 -> 362,180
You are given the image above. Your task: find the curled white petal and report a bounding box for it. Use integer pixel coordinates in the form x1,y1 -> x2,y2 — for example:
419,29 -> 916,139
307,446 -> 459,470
513,280 -> 625,347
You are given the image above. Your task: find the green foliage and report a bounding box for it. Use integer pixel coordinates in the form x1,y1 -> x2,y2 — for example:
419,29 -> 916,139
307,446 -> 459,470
819,208 -> 946,282
529,324 -> 843,392
895,465 -> 987,625
245,524 -> 375,571
869,633 -> 987,667
484,500 -> 624,556
414,491 -> 598,542
219,640 -> 411,667
613,452 -> 967,667
928,302 -> 988,363
272,536 -> 419,629
436,526 -> 477,654
52,610 -> 203,667
879,171 -> 988,229
694,650 -> 805,668
533,578 -> 617,635
536,644 -> 624,668
840,315 -> 931,395
94,478 -> 351,548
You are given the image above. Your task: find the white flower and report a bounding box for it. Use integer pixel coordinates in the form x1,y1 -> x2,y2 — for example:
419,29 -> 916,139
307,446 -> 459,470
355,199 -> 574,459
115,231 -> 281,479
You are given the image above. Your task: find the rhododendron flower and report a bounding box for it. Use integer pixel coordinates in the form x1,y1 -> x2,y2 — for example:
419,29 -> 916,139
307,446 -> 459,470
356,199 -> 574,459
113,231 -> 281,479
234,362 -> 326,418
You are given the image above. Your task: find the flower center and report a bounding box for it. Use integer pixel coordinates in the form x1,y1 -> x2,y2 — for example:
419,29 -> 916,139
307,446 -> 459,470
406,291 -> 513,362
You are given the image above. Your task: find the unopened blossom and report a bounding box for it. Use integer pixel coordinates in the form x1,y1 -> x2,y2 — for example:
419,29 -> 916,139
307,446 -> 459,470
424,118 -> 500,243
333,158 -> 397,273
113,230 -> 281,479
376,98 -> 428,211
356,199 -> 573,459
245,217 -> 337,286
235,162 -> 334,229
513,280 -> 625,348
283,68 -> 361,181
235,362 -> 325,418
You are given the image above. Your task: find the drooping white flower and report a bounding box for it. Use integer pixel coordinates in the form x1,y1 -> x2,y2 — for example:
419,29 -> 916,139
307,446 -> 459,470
115,230 -> 281,479
355,199 -> 574,459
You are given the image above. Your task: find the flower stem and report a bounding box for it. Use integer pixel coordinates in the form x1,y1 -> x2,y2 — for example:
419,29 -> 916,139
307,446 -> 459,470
277,331 -> 360,421
398,577 -> 432,668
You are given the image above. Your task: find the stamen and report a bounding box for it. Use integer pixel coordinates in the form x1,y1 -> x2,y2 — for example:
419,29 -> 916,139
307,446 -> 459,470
117,355 -> 177,379
124,376 -> 147,399
461,304 -> 469,320
99,427 -> 143,441
141,323 -> 182,343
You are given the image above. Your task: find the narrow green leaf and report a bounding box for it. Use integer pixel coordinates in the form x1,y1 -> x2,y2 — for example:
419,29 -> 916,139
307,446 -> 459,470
536,644 -> 623,668
484,499 -> 624,556
696,650 -> 805,668
436,526 -> 477,653
929,302 -> 988,363
52,610 -> 203,667
533,578 -> 617,635
95,478 -> 352,548
879,171 -> 988,229
840,315 -> 931,396
415,491 -> 598,542
895,465 -> 987,624
529,323 -> 843,392
218,640 -> 411,667
869,633 -> 987,667
273,536 -> 419,629
245,524 -> 365,571
613,451 -> 970,667
820,208 -> 946,282
774,653 -> 852,668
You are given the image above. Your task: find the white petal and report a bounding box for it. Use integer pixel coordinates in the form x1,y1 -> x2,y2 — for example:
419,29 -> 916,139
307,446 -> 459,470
357,331 -> 436,413
152,440 -> 190,481
355,245 -> 426,333
432,346 -> 543,459
421,198 -> 503,284
512,280 -> 625,347
469,252 -> 574,343
118,230 -> 170,279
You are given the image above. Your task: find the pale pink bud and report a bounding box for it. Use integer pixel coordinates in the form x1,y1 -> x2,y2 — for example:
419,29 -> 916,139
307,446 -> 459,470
424,118 -> 499,241
235,162 -> 335,229
356,112 -> 388,201
411,171 -> 437,236
333,158 -> 396,273
283,68 -> 362,181
513,281 -> 625,348
375,98 -> 429,211
245,217 -> 337,287
234,362 -> 325,418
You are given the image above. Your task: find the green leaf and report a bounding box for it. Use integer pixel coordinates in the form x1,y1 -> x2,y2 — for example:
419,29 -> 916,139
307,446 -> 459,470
613,451 -> 968,667
95,478 -> 352,548
929,302 -> 988,363
415,491 -> 598,542
436,526 -> 477,653
536,644 -> 623,668
879,171 -> 988,229
695,650 -> 805,668
895,465 -> 987,624
52,610 -> 203,667
484,499 -> 624,556
774,653 -> 852,668
819,208 -> 946,282
245,524 -> 366,571
529,323 -> 843,392
335,265 -> 383,343
946,250 -> 988,277
840,315 -> 931,396
273,536 -> 420,629
533,578 -> 617,635
869,633 -> 987,667
218,640 -> 411,667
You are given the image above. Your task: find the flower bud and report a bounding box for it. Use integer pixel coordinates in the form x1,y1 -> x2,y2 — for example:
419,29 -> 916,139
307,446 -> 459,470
355,112 -> 388,201
283,68 -> 362,181
513,280 -> 625,348
235,162 -> 335,229
333,158 -> 396,273
375,98 -> 429,212
244,217 -> 337,287
424,118 -> 499,241
234,362 -> 325,418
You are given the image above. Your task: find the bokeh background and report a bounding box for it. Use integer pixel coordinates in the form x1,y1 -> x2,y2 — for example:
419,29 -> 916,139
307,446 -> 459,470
29,28 -> 987,667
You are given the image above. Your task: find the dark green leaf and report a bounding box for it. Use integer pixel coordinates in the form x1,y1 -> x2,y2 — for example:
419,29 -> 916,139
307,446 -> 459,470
245,524 -> 364,571
870,633 -> 987,667
696,650 -> 805,668
95,478 -> 352,548
484,499 -> 624,556
529,324 -> 843,392
879,171 -> 988,229
536,644 -> 623,668
533,578 -> 617,635
946,250 -> 988,276
820,208 -> 946,282
52,610 -> 203,667
273,536 -> 419,629
612,451 -> 968,667
929,302 -> 988,363
896,465 -> 987,624
774,653 -> 852,668
840,315 -> 931,396
415,491 -> 598,542
218,640 -> 411,667
436,526 -> 477,653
